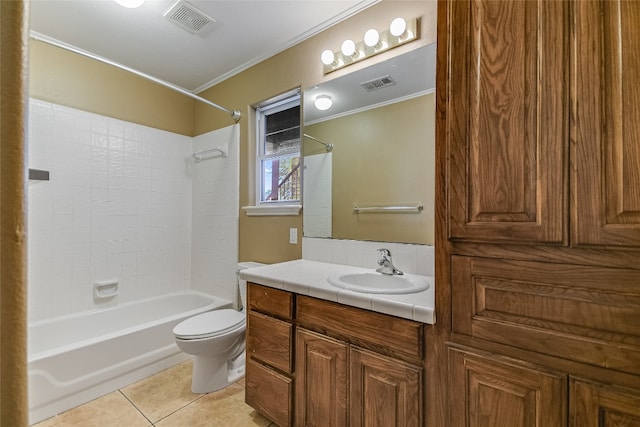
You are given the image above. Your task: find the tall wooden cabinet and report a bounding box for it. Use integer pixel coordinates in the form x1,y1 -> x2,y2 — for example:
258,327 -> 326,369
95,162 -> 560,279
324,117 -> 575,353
438,0 -> 640,425
446,0 -> 566,245
571,0 -> 640,248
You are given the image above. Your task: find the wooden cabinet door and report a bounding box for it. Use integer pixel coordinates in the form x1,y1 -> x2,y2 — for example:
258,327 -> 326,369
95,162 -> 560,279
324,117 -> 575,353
571,0 -> 640,248
446,0 -> 566,244
571,379 -> 640,427
295,328 -> 348,427
350,347 -> 422,427
449,347 -> 566,427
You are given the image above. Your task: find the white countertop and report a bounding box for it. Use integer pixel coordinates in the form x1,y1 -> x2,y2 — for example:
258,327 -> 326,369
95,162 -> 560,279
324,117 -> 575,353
239,259 -> 435,324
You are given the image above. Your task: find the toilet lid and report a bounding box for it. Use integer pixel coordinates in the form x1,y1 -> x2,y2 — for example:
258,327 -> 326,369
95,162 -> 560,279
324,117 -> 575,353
173,309 -> 245,340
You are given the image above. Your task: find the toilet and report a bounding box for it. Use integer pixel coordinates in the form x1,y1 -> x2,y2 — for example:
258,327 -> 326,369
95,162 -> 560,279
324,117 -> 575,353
173,261 -> 264,393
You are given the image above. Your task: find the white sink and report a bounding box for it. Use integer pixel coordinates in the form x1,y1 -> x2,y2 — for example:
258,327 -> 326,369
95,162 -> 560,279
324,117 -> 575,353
327,271 -> 430,294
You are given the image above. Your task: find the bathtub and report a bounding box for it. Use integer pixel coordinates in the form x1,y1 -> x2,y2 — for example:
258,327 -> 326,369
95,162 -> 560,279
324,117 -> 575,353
28,291 -> 232,425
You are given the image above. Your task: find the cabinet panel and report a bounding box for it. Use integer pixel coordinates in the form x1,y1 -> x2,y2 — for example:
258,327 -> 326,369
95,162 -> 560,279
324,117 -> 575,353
572,0 -> 640,248
452,256 -> 640,374
247,283 -> 293,320
571,379 -> 640,427
245,358 -> 292,427
295,328 -> 348,427
246,311 -> 292,374
449,347 -> 566,427
447,0 -> 566,243
350,347 -> 422,427
296,295 -> 423,363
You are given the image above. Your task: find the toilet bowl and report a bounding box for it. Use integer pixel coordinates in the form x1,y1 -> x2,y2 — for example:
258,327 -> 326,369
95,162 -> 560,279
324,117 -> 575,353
173,261 -> 264,393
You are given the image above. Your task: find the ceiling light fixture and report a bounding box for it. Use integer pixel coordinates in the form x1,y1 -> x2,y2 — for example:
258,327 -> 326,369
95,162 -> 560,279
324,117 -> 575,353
314,95 -> 333,111
113,0 -> 145,8
321,16 -> 419,74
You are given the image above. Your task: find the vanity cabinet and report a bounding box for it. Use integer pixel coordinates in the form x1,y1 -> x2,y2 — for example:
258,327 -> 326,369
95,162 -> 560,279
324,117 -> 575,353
438,0 -> 640,425
245,284 -> 294,427
296,296 -> 424,427
245,283 -> 425,427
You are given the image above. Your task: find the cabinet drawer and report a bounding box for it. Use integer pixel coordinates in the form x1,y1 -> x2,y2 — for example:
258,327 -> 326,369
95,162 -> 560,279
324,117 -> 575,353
452,256 -> 640,375
247,311 -> 292,373
245,358 -> 292,427
297,296 -> 423,363
247,283 -> 293,320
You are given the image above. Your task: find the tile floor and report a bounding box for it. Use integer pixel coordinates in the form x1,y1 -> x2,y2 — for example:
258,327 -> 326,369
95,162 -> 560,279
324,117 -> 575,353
33,360 -> 276,427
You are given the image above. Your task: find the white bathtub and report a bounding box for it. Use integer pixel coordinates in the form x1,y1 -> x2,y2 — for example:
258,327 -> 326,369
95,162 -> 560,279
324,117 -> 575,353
28,291 -> 232,425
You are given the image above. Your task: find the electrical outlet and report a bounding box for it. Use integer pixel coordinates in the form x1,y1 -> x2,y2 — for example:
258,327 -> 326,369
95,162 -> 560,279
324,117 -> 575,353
289,228 -> 298,244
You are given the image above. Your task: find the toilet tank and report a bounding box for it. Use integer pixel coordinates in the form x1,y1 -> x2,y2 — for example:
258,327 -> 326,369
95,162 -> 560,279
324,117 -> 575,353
237,262 -> 265,310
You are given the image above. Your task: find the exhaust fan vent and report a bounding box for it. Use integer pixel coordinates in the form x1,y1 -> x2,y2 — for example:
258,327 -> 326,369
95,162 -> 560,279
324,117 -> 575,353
360,75 -> 397,92
164,0 -> 216,34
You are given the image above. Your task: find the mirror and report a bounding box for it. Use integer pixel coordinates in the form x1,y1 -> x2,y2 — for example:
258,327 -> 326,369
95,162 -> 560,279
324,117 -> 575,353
302,44 -> 436,244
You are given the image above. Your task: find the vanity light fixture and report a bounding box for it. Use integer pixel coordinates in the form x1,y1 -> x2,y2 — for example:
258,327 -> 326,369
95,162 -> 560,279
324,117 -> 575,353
314,95 -> 333,111
321,49 -> 336,66
321,16 -> 419,74
364,29 -> 381,48
389,17 -> 407,37
113,0 -> 145,8
341,39 -> 357,57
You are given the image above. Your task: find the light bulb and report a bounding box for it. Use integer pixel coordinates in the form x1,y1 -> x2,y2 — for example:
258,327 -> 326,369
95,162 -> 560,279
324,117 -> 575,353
321,49 -> 335,65
314,95 -> 333,111
390,17 -> 407,37
341,39 -> 356,57
364,29 -> 380,47
113,0 -> 144,8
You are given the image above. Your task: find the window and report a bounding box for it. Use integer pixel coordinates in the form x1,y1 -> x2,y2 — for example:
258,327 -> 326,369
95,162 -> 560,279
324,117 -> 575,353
256,91 -> 301,205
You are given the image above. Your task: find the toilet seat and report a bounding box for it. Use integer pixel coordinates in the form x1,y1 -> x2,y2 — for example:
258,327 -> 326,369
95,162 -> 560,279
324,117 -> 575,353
173,309 -> 245,340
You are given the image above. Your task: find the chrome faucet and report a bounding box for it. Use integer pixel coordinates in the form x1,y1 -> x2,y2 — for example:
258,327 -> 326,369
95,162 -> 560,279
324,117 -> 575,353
376,248 -> 403,275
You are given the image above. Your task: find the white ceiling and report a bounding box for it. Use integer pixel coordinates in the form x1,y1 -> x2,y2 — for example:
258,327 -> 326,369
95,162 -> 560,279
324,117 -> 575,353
29,0 -> 378,93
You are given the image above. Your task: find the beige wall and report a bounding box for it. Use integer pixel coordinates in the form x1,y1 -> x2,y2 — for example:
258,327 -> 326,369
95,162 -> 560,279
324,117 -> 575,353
196,0 -> 437,264
29,40 -> 195,136
305,94 -> 435,244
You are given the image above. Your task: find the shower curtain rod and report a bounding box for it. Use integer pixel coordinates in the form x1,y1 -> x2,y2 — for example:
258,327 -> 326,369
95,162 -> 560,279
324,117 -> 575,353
30,32 -> 242,123
303,133 -> 333,152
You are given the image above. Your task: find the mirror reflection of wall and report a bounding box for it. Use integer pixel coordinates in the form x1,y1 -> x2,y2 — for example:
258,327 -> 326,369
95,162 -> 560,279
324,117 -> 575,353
302,44 -> 436,245
302,152 -> 332,237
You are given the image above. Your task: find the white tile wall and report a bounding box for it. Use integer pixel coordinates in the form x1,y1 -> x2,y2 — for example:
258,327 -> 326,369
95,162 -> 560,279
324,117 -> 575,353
190,125 -> 240,306
302,237 -> 434,276
28,100 -> 193,322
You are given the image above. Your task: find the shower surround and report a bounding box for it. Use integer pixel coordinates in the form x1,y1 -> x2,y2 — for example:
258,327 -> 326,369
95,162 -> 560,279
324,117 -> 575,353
27,98 -> 239,322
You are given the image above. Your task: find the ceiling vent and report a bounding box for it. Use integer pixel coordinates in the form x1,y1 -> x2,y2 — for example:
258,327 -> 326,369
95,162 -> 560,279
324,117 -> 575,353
164,1 -> 216,34
360,75 -> 397,92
